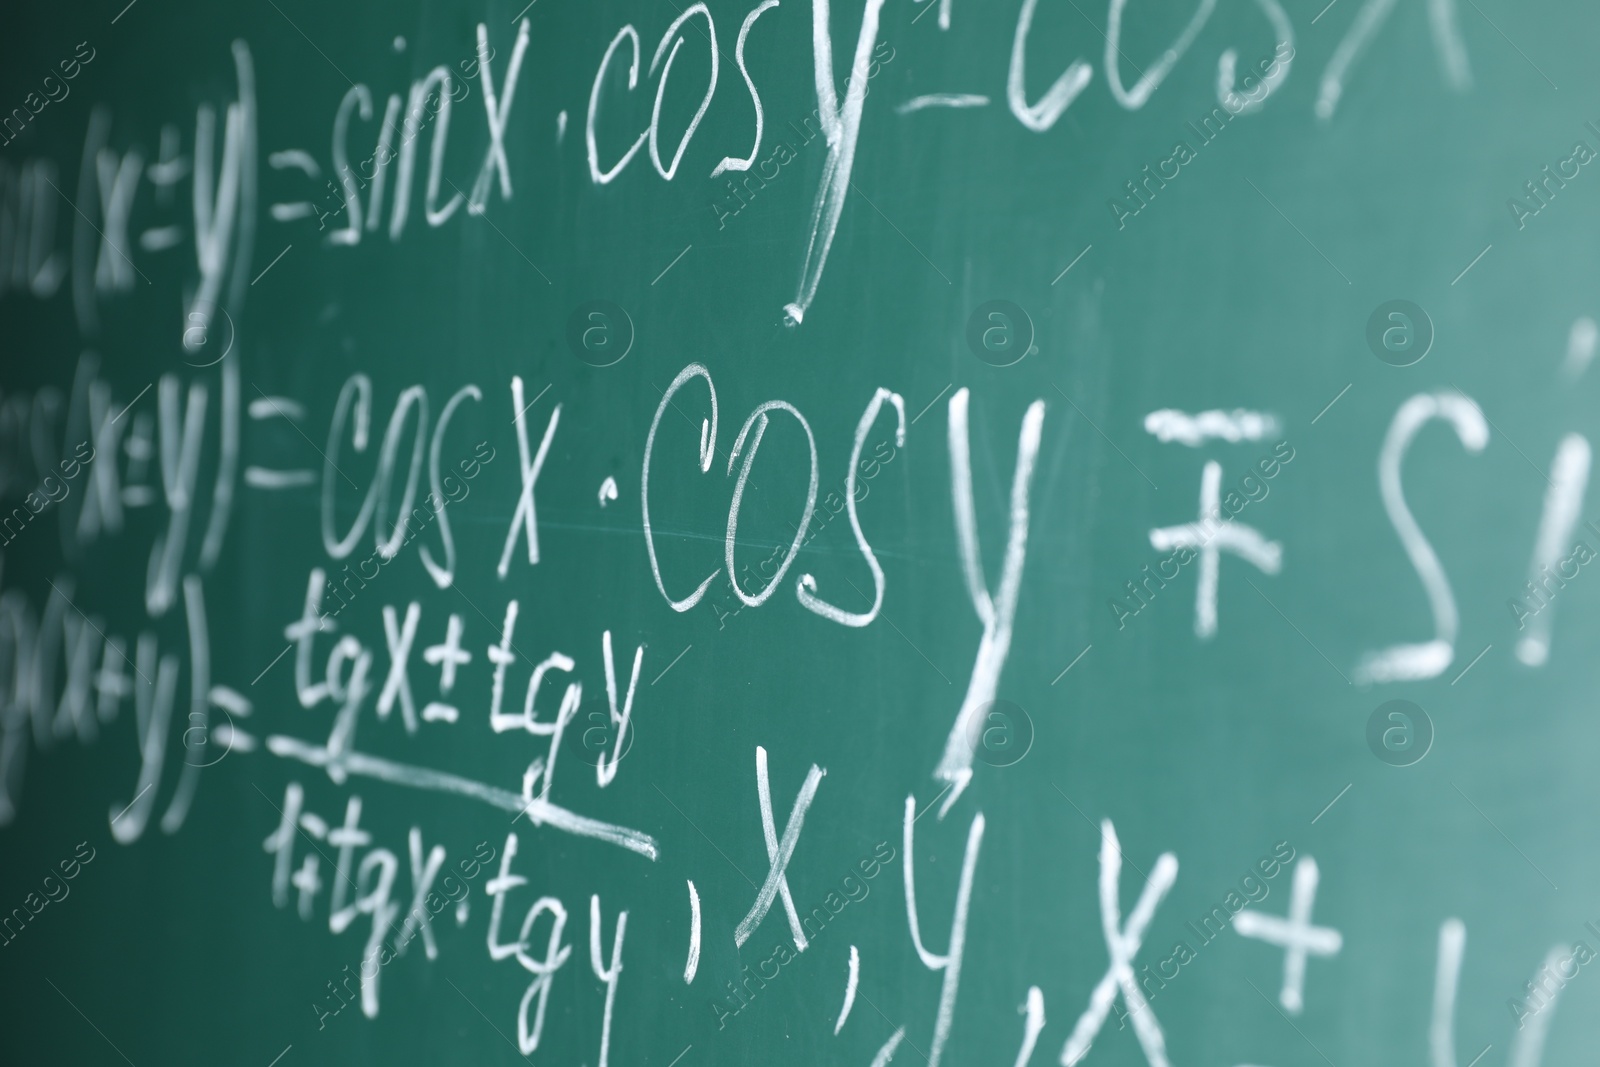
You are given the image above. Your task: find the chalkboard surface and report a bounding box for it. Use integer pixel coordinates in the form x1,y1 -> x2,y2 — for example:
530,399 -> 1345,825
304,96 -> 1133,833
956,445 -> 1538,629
3,1 -> 1599,1065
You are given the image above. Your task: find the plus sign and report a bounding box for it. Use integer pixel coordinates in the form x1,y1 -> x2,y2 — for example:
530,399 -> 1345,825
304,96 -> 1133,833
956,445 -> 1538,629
424,614 -> 472,693
1234,856 -> 1342,1015
422,613 -> 472,724
291,853 -> 323,920
1148,460 -> 1283,639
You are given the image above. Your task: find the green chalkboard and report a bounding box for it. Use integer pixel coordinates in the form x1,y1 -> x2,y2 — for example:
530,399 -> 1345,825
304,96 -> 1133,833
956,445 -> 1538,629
3,0 -> 1600,1065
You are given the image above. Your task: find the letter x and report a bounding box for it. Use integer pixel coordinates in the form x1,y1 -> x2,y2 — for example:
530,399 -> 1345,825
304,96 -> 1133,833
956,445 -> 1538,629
1061,819 -> 1179,1067
394,827 -> 447,959
469,18 -> 530,213
96,146 -> 144,293
378,602 -> 420,733
734,746 -> 825,951
498,377 -> 561,578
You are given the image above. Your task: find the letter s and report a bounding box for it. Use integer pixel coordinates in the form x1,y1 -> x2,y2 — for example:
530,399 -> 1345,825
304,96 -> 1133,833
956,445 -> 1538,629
710,0 -> 780,179
329,84 -> 374,247
796,388 -> 906,626
1355,393 -> 1487,684
419,384 -> 482,589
